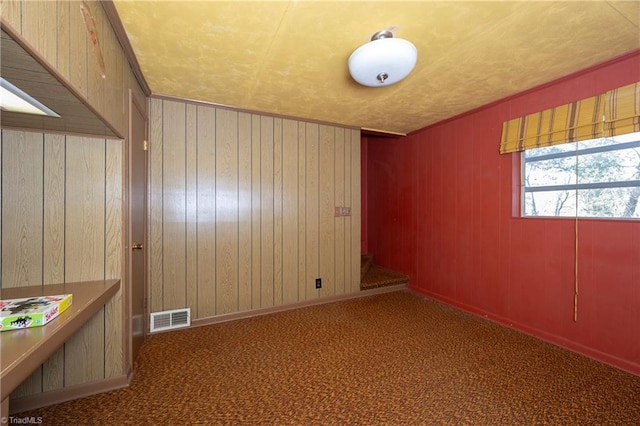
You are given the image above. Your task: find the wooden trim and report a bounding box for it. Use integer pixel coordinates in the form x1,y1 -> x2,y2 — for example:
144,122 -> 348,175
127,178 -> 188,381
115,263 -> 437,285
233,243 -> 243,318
1,397 -> 8,419
120,134 -> 129,384
361,128 -> 406,138
187,285 -> 407,330
0,20 -> 124,139
9,374 -> 130,414
101,1 -> 151,96
126,90 -> 150,368
151,93 -> 361,132
0,280 -> 121,401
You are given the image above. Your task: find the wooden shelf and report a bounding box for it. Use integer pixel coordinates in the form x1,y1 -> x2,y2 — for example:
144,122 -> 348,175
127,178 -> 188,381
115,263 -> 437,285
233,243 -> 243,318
0,280 -> 120,403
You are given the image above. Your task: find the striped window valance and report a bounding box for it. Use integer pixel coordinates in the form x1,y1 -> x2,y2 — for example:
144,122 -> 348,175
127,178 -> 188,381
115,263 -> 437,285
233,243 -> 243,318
603,82 -> 640,136
500,81 -> 640,154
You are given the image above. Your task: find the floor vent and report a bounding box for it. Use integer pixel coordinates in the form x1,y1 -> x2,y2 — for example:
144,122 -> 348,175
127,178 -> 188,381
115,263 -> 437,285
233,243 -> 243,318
150,308 -> 190,333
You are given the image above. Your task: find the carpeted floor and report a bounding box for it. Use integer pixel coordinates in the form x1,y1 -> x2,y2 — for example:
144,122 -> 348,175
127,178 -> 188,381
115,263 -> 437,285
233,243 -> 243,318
360,254 -> 409,290
18,290 -> 640,425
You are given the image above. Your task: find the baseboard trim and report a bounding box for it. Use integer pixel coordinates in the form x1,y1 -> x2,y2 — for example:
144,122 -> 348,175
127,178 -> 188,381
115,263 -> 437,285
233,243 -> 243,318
190,285 -> 407,329
10,374 -> 131,415
409,286 -> 640,378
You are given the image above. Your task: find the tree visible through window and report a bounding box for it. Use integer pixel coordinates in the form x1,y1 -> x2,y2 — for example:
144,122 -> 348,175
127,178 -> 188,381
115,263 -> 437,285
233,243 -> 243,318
522,132 -> 640,218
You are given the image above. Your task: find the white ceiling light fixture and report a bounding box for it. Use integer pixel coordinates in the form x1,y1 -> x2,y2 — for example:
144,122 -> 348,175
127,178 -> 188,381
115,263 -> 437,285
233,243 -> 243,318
348,29 -> 417,87
0,77 -> 60,117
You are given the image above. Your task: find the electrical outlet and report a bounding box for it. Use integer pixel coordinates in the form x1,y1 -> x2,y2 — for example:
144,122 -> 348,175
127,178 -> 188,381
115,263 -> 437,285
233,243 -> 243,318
315,278 -> 322,289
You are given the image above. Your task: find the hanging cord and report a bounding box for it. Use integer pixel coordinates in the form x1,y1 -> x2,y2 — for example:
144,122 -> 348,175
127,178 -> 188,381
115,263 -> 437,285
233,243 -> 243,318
574,101 -> 609,322
574,144 -> 579,322
574,215 -> 579,322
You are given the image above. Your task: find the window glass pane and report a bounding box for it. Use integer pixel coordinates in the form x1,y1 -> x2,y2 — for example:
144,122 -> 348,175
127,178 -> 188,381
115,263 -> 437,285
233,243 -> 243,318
577,147 -> 640,184
524,190 -> 577,217
577,187 -> 640,218
577,133 -> 640,150
576,137 -> 618,150
524,157 -> 577,187
522,131 -> 640,219
524,143 -> 575,159
524,188 -> 640,218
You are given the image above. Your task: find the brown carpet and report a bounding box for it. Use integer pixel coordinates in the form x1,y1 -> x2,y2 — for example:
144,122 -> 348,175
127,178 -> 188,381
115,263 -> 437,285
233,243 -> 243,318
18,290 -> 640,425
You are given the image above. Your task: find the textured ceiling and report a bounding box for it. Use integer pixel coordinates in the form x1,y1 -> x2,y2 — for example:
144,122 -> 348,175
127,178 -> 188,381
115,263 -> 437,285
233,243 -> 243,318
113,1 -> 640,135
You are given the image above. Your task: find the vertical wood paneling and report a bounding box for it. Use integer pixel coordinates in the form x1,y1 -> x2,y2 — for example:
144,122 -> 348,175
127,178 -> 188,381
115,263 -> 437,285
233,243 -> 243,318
3,130 -> 43,398
334,128 -> 346,295
273,118 -> 283,306
86,1 -> 105,119
162,100 -> 186,310
64,136 -> 106,387
1,0 -> 22,33
215,109 -> 239,314
104,139 -> 123,378
63,141 -> 105,292
238,112 -> 252,311
319,125 -> 335,297
101,18 -> 119,134
56,0 -> 70,83
2,118 -> 131,396
21,0 -> 57,66
1,0 -> 143,402
344,130 -> 354,292
305,123 -> 320,300
43,336 -> 64,392
10,370 -> 41,399
251,115 -> 262,309
7,0 -> 131,139
69,0 -> 88,97
282,119 -> 299,304
114,38 -> 127,136
43,134 -> 65,284
350,129 -> 361,293
260,116 -> 275,307
186,105 -> 198,316
364,54 -> 640,375
148,98 -> 361,320
1,130 -> 43,288
196,105 -> 216,317
42,134 -> 66,393
104,140 -> 123,280
149,98 -> 164,313
297,122 -> 307,301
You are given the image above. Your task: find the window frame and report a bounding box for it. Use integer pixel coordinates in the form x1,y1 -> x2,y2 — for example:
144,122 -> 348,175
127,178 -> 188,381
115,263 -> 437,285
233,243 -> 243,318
520,134 -> 640,219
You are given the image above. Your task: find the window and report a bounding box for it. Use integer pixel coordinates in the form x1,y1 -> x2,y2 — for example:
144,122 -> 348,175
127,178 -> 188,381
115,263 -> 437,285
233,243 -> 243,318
522,131 -> 640,218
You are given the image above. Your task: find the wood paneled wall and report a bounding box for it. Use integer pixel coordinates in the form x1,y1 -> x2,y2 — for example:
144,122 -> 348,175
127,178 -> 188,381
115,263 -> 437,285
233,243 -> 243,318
1,0 -> 147,136
1,130 -> 124,398
365,52 -> 640,376
1,0 -> 146,402
149,98 -> 361,318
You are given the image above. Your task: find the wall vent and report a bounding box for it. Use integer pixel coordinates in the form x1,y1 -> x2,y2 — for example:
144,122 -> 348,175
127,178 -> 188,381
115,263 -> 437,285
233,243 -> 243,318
150,308 -> 190,333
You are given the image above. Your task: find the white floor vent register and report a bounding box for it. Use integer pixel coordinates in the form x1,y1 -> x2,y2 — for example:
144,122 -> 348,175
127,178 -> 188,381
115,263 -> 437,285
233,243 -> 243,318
150,308 -> 191,333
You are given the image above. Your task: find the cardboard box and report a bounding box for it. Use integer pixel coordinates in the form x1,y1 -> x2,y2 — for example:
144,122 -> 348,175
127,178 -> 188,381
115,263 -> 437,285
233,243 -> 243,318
0,294 -> 73,331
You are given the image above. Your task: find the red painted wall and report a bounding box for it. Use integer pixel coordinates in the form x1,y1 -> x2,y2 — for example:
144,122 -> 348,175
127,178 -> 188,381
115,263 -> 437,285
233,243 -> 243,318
365,51 -> 640,376
361,137 -> 368,253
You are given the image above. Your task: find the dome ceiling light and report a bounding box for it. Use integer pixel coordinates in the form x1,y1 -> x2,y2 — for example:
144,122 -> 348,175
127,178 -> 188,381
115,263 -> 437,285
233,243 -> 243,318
348,29 -> 417,87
